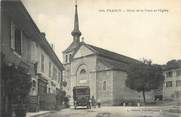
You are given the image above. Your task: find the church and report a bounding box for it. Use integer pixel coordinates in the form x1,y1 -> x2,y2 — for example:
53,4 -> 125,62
63,3 -> 143,106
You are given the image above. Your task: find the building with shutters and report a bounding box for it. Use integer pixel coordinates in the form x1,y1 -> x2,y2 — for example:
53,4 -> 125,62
163,60 -> 181,101
1,0 -> 64,114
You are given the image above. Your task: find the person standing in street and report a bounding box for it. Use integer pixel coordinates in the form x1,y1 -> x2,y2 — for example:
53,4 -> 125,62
97,99 -> 101,108
91,96 -> 96,108
88,98 -> 92,109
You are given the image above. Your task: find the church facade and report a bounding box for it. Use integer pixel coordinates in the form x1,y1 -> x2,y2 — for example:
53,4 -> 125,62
63,4 -> 147,105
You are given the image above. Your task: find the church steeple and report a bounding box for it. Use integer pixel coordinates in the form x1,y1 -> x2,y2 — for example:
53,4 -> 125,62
71,0 -> 81,43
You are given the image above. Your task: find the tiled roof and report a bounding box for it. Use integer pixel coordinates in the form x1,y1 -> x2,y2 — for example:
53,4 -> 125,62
76,43 -> 140,71
97,57 -> 128,71
163,59 -> 181,71
85,43 -> 139,64
63,42 -> 81,53
64,41 -> 139,71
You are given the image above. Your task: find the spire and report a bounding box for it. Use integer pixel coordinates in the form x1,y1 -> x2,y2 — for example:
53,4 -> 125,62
71,0 -> 81,43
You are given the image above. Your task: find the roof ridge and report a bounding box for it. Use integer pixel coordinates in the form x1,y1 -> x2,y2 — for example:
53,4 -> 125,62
85,43 -> 139,63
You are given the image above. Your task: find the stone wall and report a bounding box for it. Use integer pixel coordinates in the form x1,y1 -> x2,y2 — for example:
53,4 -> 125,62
112,70 -> 127,105
96,70 -> 113,105
113,70 -> 139,102
63,64 -> 71,96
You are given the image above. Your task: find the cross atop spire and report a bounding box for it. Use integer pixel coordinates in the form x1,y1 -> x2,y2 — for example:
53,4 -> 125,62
71,0 -> 81,43
75,0 -> 77,5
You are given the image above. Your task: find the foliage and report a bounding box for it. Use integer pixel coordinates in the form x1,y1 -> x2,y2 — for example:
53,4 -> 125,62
6,71 -> 32,102
56,90 -> 70,109
126,60 -> 164,103
56,90 -> 66,105
7,75 -> 31,97
165,59 -> 181,70
2,65 -> 32,104
64,96 -> 70,108
14,103 -> 26,117
2,65 -> 32,117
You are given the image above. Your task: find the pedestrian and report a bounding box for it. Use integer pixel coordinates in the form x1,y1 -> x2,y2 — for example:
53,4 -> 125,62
89,98 -> 92,109
97,99 -> 101,108
123,101 -> 126,106
91,96 -> 96,108
137,102 -> 140,107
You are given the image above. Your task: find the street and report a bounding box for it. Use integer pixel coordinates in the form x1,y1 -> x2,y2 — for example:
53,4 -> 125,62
38,106 -> 181,117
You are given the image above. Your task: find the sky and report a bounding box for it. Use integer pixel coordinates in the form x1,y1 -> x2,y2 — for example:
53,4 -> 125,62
22,0 -> 181,64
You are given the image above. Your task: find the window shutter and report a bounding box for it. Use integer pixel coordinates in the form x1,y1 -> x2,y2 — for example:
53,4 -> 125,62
20,30 -> 23,54
10,21 -> 15,50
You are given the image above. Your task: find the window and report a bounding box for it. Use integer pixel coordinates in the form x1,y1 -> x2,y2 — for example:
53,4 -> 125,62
65,54 -> 72,63
176,80 -> 181,87
176,70 -> 181,77
166,81 -> 172,87
41,54 -> 44,72
58,72 -> 61,83
15,28 -> 22,54
53,66 -> 57,80
103,81 -> 106,90
34,62 -> 38,74
49,62 -> 52,77
32,80 -> 36,87
32,80 -> 36,91
65,55 -> 68,63
11,21 -> 22,55
80,69 -> 86,74
11,21 -> 15,49
69,54 -> 72,62
58,71 -> 63,83
166,71 -> 173,78
175,91 -> 181,98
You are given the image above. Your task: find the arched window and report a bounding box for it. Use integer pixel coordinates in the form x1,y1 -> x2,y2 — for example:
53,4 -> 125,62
69,54 -> 72,62
76,65 -> 88,85
80,69 -> 86,74
103,81 -> 106,90
65,55 -> 68,62
32,80 -> 36,87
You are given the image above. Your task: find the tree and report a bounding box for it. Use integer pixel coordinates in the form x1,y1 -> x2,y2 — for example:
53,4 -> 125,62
64,96 -> 70,108
126,60 -> 164,103
56,90 -> 66,105
2,65 -> 32,117
166,59 -> 181,70
5,71 -> 32,104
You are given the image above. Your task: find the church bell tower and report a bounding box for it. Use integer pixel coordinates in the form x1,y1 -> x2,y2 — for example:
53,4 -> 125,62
71,1 -> 81,44
63,1 -> 82,64
62,1 -> 83,103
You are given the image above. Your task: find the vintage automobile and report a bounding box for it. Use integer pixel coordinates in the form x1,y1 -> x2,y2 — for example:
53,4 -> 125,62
73,86 -> 91,109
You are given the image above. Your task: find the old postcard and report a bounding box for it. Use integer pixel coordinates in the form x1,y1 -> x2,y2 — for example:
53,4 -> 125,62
1,0 -> 181,117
